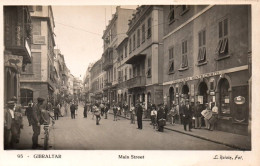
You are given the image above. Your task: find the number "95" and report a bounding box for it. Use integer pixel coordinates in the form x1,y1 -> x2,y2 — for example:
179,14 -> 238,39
17,154 -> 23,158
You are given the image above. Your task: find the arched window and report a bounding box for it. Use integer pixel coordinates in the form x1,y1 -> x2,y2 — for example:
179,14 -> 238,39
219,78 -> 230,115
20,89 -> 33,106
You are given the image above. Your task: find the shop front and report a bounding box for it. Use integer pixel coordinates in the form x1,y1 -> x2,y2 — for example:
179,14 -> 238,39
163,66 -> 250,135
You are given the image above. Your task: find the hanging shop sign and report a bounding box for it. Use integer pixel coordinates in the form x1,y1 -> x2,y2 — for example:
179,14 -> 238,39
33,35 -> 46,45
4,54 -> 23,72
234,96 -> 246,105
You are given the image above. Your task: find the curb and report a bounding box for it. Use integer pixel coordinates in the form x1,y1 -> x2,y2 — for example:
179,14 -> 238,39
164,126 -> 250,151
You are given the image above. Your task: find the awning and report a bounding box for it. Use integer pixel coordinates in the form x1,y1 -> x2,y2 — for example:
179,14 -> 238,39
125,54 -> 146,64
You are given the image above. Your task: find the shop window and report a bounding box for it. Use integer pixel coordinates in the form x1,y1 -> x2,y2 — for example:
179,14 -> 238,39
20,89 -> 33,106
219,78 -> 230,115
142,24 -> 145,43
216,18 -> 228,55
147,57 -> 152,78
198,30 -> 206,63
168,47 -> 174,74
168,6 -> 175,24
147,18 -> 152,38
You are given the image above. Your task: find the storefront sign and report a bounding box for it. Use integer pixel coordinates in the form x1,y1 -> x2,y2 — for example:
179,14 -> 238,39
4,54 -> 23,72
33,35 -> 46,45
225,97 -> 230,104
234,96 -> 245,105
198,96 -> 203,104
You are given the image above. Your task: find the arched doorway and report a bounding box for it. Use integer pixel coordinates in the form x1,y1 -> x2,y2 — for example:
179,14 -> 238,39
198,82 -> 208,107
182,84 -> 189,102
219,78 -> 230,115
169,87 -> 174,107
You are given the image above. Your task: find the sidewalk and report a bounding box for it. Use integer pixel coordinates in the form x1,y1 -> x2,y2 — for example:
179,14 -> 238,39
115,113 -> 251,150
13,115 -> 55,150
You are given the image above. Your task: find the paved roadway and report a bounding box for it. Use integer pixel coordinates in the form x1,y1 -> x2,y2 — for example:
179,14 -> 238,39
52,104 -> 234,150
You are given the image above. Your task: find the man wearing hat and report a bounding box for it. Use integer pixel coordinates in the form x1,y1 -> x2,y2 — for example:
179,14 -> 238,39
31,97 -> 45,149
136,101 -> 143,129
183,99 -> 192,131
4,100 -> 16,149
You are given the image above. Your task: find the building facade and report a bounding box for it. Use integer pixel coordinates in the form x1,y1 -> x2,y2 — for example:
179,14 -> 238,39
102,6 -> 135,105
19,6 -> 56,105
4,6 -> 32,105
162,5 -> 251,135
125,5 -> 164,107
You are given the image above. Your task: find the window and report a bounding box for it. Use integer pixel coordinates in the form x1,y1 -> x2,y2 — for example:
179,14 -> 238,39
133,34 -> 136,50
147,57 -> 152,77
168,47 -> 174,73
216,18 -> 228,55
125,68 -> 128,80
147,18 -> 152,38
129,68 -> 132,79
180,5 -> 189,16
137,29 -> 140,47
142,24 -> 145,43
219,78 -> 230,115
198,30 -> 206,63
114,67 -> 116,81
20,89 -> 33,106
121,54 -> 123,61
181,40 -> 188,68
125,45 -> 127,58
36,6 -> 42,11
169,6 -> 175,24
129,38 -> 132,53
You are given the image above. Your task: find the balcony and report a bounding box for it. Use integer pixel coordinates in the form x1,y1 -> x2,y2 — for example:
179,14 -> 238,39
4,6 -> 32,63
102,59 -> 113,71
125,76 -> 146,89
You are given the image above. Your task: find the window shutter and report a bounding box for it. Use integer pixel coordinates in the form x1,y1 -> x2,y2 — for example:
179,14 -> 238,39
219,21 -> 223,38
198,48 -> 202,61
224,19 -> 228,36
203,30 -> 206,45
215,39 -> 223,54
185,54 -> 188,67
201,47 -> 206,61
220,38 -> 228,53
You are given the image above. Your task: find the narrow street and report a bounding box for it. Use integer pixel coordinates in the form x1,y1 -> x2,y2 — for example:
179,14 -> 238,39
52,104 -> 234,150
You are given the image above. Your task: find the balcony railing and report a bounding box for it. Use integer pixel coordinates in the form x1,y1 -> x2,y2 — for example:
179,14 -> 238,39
102,59 -> 113,71
125,76 -> 146,89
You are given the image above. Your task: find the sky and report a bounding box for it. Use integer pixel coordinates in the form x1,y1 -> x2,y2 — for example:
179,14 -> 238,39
52,6 -> 137,80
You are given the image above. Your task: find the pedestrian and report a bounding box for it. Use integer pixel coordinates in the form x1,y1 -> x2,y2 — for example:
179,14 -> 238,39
157,104 -> 166,132
94,104 -> 101,125
117,104 -> 121,120
100,102 -> 105,116
123,102 -> 128,118
194,101 -> 202,129
70,102 -> 76,119
25,101 -> 33,126
129,103 -> 135,124
54,104 -> 60,120
104,103 -> 108,119
31,97 -> 45,149
150,105 -> 157,129
209,103 -> 218,131
113,101 -> 118,121
163,103 -> 169,123
201,103 -> 212,130
183,99 -> 192,132
83,103 -> 88,118
75,102 -> 78,116
169,103 -> 178,125
4,100 -> 22,149
136,101 -> 143,129
179,101 -> 185,124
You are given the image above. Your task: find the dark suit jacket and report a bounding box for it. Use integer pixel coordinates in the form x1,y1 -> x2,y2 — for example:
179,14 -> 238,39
4,108 -> 13,130
70,104 -> 76,112
183,105 -> 192,116
31,104 -> 42,125
136,104 -> 143,117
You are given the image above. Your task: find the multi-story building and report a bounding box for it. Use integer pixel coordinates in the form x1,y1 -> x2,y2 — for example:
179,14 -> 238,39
4,6 -> 32,105
68,73 -> 74,97
90,59 -> 104,103
102,6 -> 135,105
73,77 -> 82,101
19,6 -> 56,105
162,5 -> 251,135
83,64 -> 93,102
125,5 -> 164,107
